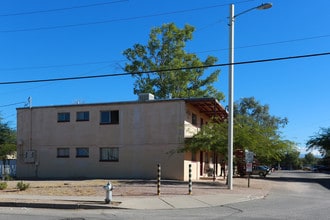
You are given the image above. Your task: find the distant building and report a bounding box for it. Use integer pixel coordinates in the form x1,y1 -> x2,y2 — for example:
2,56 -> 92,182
16,94 -> 227,180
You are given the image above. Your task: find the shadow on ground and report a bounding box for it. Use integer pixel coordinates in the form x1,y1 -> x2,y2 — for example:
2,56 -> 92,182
262,172 -> 330,190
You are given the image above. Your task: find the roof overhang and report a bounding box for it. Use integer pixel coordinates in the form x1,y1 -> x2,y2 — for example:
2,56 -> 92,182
185,98 -> 228,122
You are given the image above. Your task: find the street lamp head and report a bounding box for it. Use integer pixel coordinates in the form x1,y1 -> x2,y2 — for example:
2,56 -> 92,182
256,3 -> 272,10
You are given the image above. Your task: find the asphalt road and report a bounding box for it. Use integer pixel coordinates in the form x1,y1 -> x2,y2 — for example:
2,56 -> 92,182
226,170 -> 330,220
0,170 -> 328,220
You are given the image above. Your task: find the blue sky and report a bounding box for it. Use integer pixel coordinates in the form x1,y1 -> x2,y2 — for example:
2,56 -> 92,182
0,0 -> 329,157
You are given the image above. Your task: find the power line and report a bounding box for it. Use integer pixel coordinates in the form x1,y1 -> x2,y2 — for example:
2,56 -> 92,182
0,101 -> 26,108
0,60 -> 125,71
230,35 -> 330,51
1,52 -> 329,85
0,0 -> 128,17
195,34 -> 330,54
0,3 -> 233,33
2,33 -> 330,72
0,0 -> 254,18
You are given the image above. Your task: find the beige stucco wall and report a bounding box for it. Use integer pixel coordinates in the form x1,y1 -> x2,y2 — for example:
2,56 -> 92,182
16,99 -> 218,180
17,100 -> 189,179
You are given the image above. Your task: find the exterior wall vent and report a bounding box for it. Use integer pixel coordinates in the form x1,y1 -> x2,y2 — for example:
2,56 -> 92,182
138,93 -> 155,102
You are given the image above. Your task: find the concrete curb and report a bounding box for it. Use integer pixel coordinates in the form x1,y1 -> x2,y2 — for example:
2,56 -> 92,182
0,200 -> 125,210
0,194 -> 263,210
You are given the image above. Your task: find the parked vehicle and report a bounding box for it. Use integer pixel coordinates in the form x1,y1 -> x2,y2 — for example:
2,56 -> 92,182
313,165 -> 330,172
251,166 -> 270,177
237,165 -> 270,177
261,165 -> 271,173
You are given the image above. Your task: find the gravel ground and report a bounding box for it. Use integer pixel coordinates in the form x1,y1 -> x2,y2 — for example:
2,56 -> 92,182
1,176 -> 273,197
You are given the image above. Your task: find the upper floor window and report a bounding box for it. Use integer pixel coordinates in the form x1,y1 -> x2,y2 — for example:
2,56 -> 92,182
76,111 -> 89,121
58,112 -> 70,122
76,147 -> 89,158
192,113 -> 197,126
100,110 -> 119,124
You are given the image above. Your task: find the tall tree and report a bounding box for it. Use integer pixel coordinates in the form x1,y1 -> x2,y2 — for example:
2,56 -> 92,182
183,121 -> 227,155
281,147 -> 302,170
183,97 -> 292,164
306,127 -> 330,157
303,152 -> 318,165
234,97 -> 290,163
123,23 -> 224,100
234,97 -> 288,131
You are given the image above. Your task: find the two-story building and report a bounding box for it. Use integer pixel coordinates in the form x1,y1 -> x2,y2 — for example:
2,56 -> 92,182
16,94 -> 227,180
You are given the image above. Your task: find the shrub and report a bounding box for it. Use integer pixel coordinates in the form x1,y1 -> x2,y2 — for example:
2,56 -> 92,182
0,182 -> 7,190
3,174 -> 13,181
16,181 -> 30,191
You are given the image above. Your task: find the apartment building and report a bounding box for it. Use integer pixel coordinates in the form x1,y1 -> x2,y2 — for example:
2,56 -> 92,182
16,95 -> 227,180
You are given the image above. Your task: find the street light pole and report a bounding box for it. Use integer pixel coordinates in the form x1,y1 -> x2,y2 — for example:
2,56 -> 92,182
227,3 -> 272,190
227,3 -> 235,190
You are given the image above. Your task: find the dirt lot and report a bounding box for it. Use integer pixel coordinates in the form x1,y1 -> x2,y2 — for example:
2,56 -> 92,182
1,176 -> 273,197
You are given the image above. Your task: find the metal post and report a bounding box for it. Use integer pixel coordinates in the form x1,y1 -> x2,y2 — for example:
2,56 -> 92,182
157,164 -> 161,195
228,3 -> 235,190
226,2 -> 272,190
213,151 -> 216,182
188,164 -> 192,195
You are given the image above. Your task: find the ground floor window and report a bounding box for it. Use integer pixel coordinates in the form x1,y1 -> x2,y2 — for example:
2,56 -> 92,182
100,147 -> 119,162
57,148 -> 70,158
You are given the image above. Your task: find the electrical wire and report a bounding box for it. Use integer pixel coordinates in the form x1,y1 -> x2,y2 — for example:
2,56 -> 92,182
0,102 -> 26,108
0,3 -> 236,33
2,33 -> 329,72
192,34 -> 330,54
0,0 -> 255,18
1,52 -> 329,85
0,0 -> 128,17
0,60 -> 125,71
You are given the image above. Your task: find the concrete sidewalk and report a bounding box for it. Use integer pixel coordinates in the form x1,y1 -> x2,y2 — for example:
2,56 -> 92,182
0,177 -> 272,210
0,193 -> 264,210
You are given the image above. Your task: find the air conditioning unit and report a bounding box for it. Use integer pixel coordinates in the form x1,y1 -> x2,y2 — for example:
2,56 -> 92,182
138,93 -> 155,102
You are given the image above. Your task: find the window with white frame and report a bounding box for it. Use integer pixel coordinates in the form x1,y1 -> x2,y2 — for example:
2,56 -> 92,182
100,147 -> 119,162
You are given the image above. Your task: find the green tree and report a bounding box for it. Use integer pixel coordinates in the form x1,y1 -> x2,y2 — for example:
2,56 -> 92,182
183,97 -> 292,165
183,121 -> 227,155
0,118 -> 16,166
123,23 -> 224,100
281,148 -> 301,170
306,127 -> 330,157
302,152 -> 318,166
234,97 -> 290,164
234,97 -> 288,130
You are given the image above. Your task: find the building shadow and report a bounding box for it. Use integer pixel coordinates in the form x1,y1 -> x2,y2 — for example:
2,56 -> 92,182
262,172 -> 330,190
